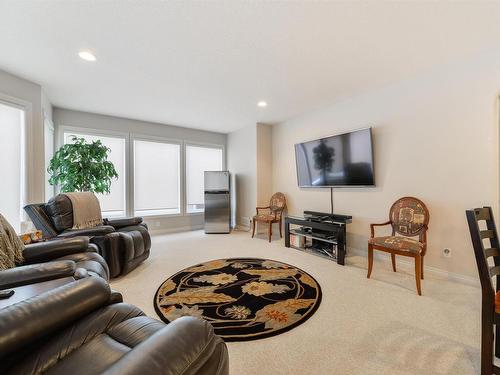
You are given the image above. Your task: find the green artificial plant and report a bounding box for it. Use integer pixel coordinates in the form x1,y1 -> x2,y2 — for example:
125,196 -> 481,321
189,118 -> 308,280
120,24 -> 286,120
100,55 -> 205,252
48,136 -> 118,193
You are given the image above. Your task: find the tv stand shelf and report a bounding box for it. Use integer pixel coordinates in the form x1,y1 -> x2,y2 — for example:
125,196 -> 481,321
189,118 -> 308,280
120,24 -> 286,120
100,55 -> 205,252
284,211 -> 352,265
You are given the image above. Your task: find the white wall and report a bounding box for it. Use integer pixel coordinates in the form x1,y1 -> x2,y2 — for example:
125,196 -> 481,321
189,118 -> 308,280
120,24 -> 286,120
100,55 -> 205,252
272,51 -> 500,278
256,123 -> 273,206
53,108 -> 226,232
227,124 -> 257,228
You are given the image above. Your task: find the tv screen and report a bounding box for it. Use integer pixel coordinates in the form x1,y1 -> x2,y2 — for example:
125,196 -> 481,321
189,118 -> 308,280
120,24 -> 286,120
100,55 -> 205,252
295,128 -> 374,187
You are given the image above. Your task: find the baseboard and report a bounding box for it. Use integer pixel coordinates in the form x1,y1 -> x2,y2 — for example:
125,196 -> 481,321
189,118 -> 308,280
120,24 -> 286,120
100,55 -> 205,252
150,224 -> 204,235
348,247 -> 479,287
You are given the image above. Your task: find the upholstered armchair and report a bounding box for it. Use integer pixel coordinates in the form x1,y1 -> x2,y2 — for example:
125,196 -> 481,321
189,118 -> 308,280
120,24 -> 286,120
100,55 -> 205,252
252,192 -> 287,242
367,196 -> 429,295
0,277 -> 229,375
24,194 -> 151,278
0,236 -> 109,290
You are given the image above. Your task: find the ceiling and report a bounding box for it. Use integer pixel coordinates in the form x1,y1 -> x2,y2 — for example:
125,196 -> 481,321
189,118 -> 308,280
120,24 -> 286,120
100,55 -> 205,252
2,1 -> 500,133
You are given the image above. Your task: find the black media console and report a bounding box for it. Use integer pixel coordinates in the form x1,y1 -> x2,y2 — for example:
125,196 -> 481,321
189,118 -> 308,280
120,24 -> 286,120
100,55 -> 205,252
284,211 -> 352,265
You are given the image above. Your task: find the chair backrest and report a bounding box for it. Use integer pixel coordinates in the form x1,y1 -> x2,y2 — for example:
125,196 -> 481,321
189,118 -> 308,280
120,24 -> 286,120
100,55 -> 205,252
389,196 -> 429,238
269,192 -> 286,215
24,194 -> 76,237
466,207 -> 499,301
24,203 -> 59,238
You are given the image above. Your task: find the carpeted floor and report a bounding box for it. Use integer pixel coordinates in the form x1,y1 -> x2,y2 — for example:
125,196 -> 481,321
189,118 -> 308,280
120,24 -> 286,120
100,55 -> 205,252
111,229 -> 482,375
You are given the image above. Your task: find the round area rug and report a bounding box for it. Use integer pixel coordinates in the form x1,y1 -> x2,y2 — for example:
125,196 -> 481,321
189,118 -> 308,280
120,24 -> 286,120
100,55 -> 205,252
154,258 -> 322,341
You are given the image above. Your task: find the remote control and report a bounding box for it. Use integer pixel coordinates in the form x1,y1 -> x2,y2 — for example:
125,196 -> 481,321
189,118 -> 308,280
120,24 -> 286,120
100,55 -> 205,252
0,290 -> 14,299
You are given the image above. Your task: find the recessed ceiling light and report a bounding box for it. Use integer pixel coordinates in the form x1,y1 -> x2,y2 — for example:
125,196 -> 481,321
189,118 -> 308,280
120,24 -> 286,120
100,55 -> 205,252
257,101 -> 267,108
78,51 -> 96,62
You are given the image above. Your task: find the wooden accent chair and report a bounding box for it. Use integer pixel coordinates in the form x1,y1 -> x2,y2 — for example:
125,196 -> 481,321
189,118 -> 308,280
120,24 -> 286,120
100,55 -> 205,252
466,206 -> 500,375
367,196 -> 429,296
252,192 -> 287,242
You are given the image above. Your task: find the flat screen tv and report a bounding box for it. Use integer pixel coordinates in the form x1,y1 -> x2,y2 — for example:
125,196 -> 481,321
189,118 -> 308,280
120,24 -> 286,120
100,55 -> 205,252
295,127 -> 374,187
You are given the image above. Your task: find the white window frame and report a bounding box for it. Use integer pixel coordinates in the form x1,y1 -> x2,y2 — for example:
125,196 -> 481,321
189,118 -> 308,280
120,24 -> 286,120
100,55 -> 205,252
184,141 -> 225,216
44,113 -> 55,201
58,126 -> 130,217
131,134 -> 183,218
0,94 -> 32,230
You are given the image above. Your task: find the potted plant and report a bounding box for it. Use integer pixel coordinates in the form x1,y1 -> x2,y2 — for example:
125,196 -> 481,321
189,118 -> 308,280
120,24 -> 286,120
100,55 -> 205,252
48,136 -> 118,193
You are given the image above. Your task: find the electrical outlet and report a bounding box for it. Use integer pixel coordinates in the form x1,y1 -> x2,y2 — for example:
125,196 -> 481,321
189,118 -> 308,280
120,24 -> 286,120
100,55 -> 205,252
443,248 -> 452,258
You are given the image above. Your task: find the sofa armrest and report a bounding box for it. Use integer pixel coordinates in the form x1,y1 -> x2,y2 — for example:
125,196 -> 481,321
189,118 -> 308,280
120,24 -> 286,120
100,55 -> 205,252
104,217 -> 143,230
22,237 -> 90,264
0,260 -> 76,289
59,226 -> 116,238
0,277 -> 110,359
103,317 -> 228,375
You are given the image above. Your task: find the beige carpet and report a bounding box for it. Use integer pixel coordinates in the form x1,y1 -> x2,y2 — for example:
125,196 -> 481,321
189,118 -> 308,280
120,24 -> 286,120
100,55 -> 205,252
111,229 -> 482,375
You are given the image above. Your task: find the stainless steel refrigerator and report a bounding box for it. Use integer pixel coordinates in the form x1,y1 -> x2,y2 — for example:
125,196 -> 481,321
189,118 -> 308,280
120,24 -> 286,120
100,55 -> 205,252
204,171 -> 231,234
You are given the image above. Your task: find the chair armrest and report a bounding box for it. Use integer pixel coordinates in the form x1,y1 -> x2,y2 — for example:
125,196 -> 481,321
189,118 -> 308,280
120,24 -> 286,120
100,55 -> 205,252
0,277 -> 110,359
370,221 -> 392,237
102,317 -> 228,375
58,226 -> 115,238
103,217 -> 143,230
109,289 -> 124,304
0,260 -> 76,289
22,237 -> 90,264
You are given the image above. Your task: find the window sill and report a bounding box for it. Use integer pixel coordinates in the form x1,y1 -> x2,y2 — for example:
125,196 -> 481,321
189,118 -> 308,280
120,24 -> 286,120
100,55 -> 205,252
137,213 -> 183,219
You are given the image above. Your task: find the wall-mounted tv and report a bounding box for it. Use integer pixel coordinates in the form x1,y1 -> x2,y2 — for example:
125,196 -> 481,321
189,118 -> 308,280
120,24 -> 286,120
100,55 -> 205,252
295,127 -> 374,187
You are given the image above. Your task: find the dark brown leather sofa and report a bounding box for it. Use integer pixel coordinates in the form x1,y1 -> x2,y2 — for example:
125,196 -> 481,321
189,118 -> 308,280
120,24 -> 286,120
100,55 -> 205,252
1,236 -> 109,287
0,277 -> 229,375
25,194 -> 151,278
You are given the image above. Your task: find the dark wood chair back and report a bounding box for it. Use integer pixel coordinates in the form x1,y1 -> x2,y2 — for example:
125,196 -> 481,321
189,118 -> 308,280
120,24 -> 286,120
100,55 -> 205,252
466,207 -> 500,302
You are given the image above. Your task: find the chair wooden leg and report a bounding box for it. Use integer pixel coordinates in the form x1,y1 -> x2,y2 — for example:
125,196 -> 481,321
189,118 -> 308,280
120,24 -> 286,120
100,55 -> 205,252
251,219 -> 256,238
367,245 -> 374,278
481,307 -> 494,375
391,253 -> 397,272
268,222 -> 272,242
279,219 -> 283,238
421,256 -> 424,280
496,323 -> 500,359
414,255 -> 422,296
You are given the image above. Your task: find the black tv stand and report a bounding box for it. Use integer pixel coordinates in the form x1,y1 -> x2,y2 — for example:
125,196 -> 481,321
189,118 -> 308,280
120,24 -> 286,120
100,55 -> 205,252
284,211 -> 352,265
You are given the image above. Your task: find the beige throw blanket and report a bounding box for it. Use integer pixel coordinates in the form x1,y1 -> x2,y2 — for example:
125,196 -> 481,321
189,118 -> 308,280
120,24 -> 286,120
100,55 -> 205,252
64,192 -> 103,230
0,214 -> 24,270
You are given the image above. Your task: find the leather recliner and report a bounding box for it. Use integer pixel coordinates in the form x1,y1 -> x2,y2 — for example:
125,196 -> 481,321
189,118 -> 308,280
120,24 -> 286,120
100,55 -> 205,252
0,277 -> 229,375
25,194 -> 151,278
1,236 -> 109,286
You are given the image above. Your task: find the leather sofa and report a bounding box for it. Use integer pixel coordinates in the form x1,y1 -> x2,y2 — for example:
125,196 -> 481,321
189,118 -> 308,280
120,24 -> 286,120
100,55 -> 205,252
25,194 -> 151,278
1,236 -> 109,286
0,277 -> 229,375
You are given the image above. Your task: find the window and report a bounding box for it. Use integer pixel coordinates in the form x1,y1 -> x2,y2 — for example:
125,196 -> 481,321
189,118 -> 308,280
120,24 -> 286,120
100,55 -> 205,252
134,139 -> 180,216
64,131 -> 126,218
186,145 -> 223,213
0,102 -> 25,232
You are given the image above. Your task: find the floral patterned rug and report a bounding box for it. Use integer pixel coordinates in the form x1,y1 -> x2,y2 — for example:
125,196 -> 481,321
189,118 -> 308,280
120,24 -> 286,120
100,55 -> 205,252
154,258 -> 322,341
